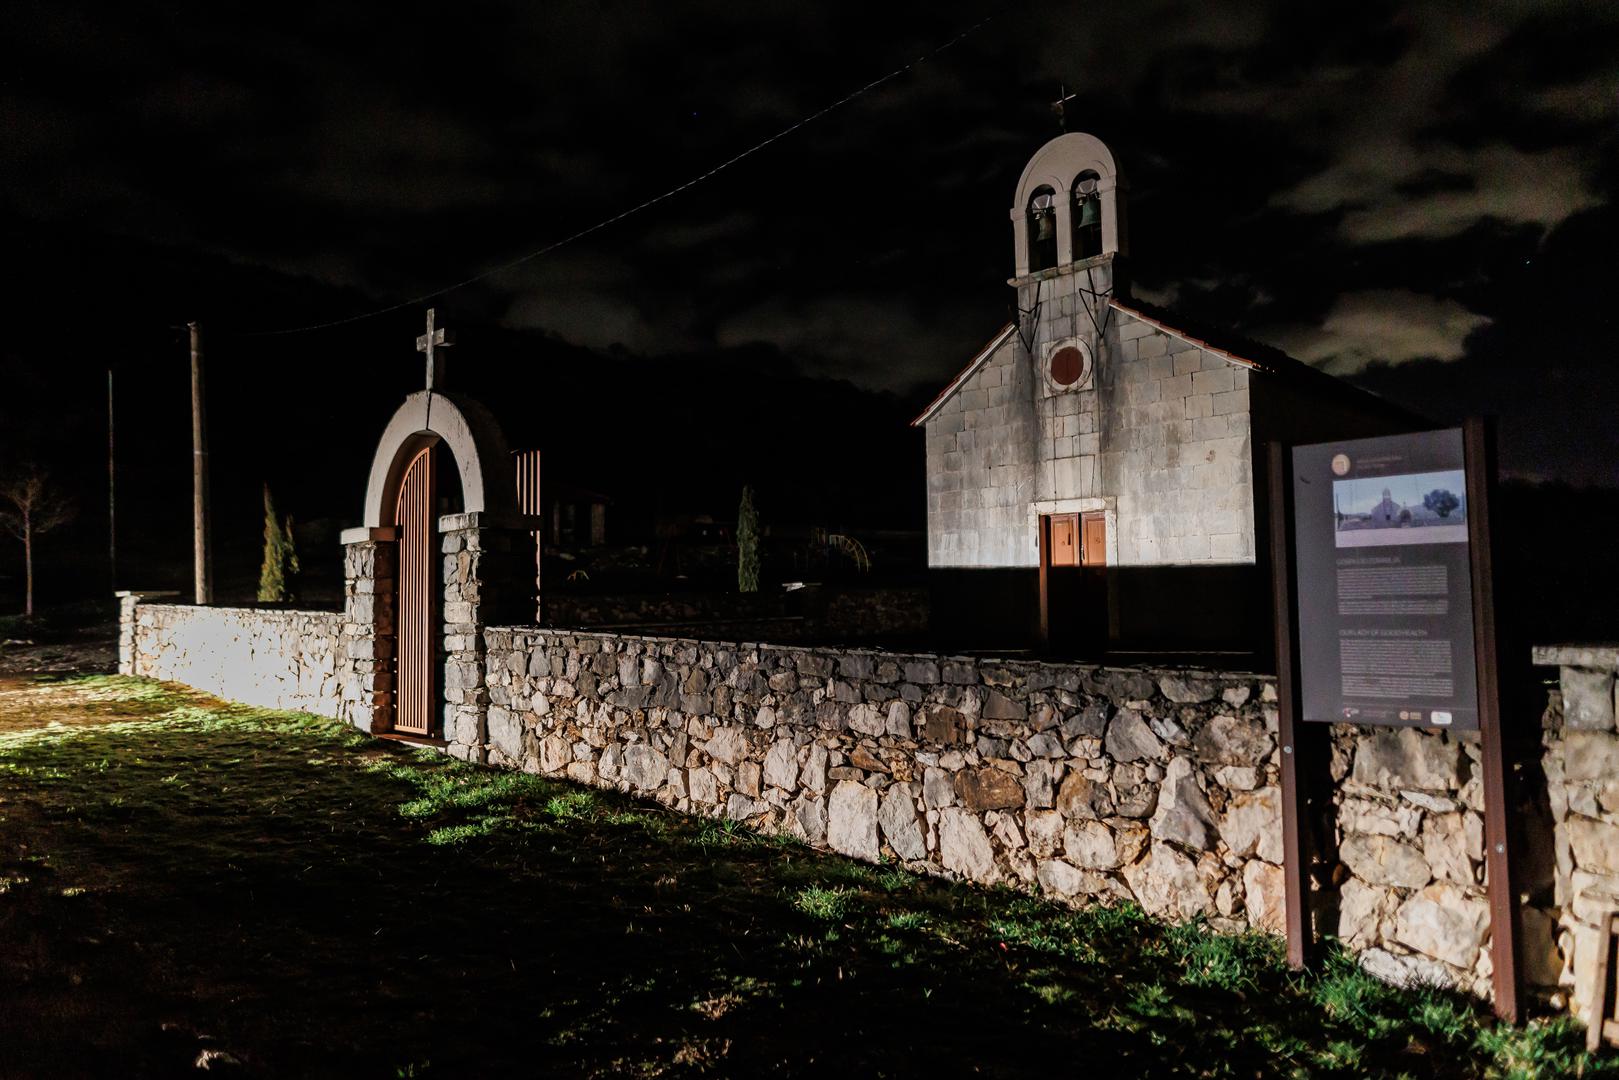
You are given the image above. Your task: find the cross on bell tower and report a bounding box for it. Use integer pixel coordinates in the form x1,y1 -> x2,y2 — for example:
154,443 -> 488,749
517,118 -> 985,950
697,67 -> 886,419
416,307 -> 454,392
1050,83 -> 1079,131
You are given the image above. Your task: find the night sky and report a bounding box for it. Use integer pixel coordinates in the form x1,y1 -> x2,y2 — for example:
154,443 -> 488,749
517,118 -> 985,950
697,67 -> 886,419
3,1 -> 1618,595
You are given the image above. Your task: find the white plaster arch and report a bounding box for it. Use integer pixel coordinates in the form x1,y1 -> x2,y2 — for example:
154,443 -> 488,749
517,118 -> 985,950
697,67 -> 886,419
361,391 -> 518,528
1010,132 -> 1128,276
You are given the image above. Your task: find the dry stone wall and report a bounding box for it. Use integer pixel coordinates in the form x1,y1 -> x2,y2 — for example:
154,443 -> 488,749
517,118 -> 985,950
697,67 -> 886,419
121,600 -> 348,719
481,627 -> 1610,1013
1536,646 -> 1619,1019
486,628 -> 1292,932
115,588 -> 1614,1017
1311,649 -> 1617,1017
1323,723 -> 1514,998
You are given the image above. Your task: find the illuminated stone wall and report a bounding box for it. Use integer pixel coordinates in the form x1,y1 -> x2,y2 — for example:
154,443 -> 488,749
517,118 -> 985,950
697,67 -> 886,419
121,599 -> 347,719
119,588 -> 1612,1019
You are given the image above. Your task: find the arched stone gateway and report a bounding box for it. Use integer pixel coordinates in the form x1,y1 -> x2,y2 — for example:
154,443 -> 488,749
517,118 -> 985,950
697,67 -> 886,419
359,391 -> 519,528
339,330 -> 539,760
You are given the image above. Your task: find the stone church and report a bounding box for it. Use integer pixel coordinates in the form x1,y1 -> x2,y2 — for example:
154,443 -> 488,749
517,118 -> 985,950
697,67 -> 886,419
913,132 -> 1410,656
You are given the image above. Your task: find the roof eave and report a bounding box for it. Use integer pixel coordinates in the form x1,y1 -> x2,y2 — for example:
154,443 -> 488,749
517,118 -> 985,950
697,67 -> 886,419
909,322 -> 1018,428
1107,299 -> 1272,374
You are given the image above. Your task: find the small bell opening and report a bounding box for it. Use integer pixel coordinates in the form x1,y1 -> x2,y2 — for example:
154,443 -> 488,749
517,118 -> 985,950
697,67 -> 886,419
1072,171 -> 1103,260
1027,186 -> 1058,272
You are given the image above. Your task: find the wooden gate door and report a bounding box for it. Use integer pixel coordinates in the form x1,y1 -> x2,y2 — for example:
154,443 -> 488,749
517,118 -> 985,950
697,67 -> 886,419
394,445 -> 437,735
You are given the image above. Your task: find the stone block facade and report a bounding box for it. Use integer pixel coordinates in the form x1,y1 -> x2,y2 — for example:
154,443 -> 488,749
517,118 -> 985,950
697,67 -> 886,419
1099,312 -> 1253,565
923,330 -> 1038,567
922,290 -> 1255,571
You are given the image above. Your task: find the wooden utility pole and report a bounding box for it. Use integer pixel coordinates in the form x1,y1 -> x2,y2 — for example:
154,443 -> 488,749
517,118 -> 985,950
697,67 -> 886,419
189,322 -> 212,605
107,369 -> 116,592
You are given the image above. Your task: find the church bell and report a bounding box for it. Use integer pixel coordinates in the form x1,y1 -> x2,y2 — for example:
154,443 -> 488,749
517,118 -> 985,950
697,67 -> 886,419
1033,210 -> 1055,243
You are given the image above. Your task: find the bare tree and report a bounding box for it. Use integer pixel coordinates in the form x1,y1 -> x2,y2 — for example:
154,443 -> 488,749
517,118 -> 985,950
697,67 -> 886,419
0,466 -> 75,618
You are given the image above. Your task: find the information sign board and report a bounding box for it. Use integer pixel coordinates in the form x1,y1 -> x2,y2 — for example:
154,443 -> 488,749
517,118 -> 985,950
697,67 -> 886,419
1292,428 -> 1479,729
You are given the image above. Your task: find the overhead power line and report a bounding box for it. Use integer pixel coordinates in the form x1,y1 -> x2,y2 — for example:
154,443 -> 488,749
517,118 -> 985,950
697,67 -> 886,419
241,14 -> 997,337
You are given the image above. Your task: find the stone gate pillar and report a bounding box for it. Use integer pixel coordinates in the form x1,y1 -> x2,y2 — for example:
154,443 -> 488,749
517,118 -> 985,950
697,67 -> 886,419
439,512 -> 539,762
339,527 -> 398,733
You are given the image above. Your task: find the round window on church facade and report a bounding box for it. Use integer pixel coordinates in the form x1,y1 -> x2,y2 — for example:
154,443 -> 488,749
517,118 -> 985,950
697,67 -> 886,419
1042,337 -> 1093,394
1050,344 -> 1087,386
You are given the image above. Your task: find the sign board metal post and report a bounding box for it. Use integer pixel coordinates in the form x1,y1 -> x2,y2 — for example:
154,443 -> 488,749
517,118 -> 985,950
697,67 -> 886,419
1464,416 -> 1521,1024
1268,440 -> 1323,969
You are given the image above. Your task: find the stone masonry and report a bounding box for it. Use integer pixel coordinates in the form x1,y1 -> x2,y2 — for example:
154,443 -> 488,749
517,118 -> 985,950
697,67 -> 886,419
438,514 -> 533,761
482,629 -> 1286,934
340,536 -> 396,733
122,599 -> 348,719
1536,645 -> 1619,1020
118,590 -> 178,675
922,297 -> 1254,570
481,627 -> 1593,1011
1097,311 -> 1253,565
118,593 -> 1611,1018
923,329 -> 1039,568
1324,723 -> 1528,1001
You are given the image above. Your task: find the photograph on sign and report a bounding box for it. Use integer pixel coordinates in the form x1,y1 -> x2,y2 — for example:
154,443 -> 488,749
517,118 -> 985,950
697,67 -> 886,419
1292,429 -> 1479,730
1333,469 -> 1468,548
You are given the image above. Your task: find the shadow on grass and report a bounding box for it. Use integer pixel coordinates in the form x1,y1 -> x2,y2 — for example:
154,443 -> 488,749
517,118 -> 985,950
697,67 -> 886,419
0,676 -> 1612,1078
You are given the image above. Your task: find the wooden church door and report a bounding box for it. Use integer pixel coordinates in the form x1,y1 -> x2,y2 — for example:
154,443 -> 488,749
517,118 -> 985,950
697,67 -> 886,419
1041,511 -> 1108,655
394,445 -> 437,735
1080,512 -> 1107,566
1048,513 -> 1079,566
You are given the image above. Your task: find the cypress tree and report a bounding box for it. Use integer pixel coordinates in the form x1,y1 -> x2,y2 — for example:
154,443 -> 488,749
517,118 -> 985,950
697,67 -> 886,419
257,484 -> 300,603
737,484 -> 760,593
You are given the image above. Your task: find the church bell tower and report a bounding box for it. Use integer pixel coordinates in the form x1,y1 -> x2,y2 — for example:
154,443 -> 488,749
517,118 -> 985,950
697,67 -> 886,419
1011,131 -> 1128,288
1009,132 -> 1128,501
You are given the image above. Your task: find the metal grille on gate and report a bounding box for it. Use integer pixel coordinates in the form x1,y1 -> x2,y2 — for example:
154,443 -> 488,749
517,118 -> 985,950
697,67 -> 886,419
394,445 -> 436,735
514,449 -> 542,623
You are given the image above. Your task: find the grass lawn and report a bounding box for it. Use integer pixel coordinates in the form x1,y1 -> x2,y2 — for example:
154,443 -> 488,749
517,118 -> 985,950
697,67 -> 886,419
0,675 -> 1612,1078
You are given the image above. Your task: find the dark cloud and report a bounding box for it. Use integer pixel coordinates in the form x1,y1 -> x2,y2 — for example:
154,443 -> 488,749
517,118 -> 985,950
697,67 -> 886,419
1263,290 -> 1491,375
716,293 -> 993,394
3,0 -> 1617,489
